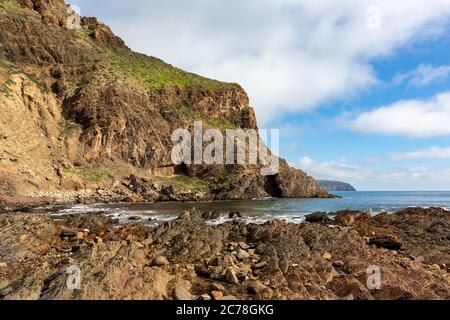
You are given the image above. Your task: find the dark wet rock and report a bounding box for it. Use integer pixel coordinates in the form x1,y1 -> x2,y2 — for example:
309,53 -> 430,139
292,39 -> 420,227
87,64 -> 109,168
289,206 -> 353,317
305,212 -> 331,223
128,216 -> 141,221
229,211 -> 242,219
369,235 -> 402,250
60,229 -> 77,239
161,185 -> 175,197
201,211 -> 220,220
332,260 -> 344,268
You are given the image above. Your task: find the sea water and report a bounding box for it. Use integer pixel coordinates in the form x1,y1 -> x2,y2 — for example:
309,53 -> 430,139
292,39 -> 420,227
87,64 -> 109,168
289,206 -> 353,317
55,191 -> 450,226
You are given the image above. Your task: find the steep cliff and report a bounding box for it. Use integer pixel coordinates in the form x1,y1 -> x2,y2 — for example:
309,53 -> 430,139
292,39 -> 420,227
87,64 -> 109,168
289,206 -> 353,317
0,0 -> 330,203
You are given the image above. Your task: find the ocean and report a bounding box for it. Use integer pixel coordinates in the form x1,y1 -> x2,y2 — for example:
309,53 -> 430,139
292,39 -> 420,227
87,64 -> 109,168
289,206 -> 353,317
55,191 -> 450,226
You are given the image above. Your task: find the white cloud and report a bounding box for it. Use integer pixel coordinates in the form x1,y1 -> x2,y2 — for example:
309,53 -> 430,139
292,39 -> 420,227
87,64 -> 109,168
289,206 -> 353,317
299,156 -> 372,181
298,156 -> 450,190
391,146 -> 450,161
393,64 -> 450,87
348,91 -> 450,137
71,0 -> 450,124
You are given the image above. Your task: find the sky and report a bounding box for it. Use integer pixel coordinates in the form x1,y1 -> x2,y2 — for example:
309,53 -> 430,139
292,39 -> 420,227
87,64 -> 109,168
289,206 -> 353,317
70,0 -> 450,191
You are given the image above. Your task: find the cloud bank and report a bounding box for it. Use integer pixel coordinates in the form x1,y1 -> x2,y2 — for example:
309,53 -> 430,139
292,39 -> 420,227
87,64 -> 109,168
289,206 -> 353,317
393,64 -> 450,87
298,157 -> 450,190
348,91 -> 450,137
392,146 -> 450,161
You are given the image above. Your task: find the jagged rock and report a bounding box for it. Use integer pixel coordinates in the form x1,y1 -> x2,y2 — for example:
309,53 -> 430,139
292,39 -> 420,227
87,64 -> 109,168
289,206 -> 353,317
1,208 -> 450,300
305,212 -> 330,223
225,268 -> 239,284
252,261 -> 268,270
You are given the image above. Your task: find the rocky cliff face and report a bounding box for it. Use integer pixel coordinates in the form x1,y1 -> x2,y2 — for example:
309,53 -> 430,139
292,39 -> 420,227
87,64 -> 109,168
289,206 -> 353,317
0,0 -> 329,203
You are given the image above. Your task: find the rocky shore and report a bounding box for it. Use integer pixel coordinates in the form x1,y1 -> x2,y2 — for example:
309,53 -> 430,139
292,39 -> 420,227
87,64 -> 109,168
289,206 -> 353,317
0,207 -> 449,300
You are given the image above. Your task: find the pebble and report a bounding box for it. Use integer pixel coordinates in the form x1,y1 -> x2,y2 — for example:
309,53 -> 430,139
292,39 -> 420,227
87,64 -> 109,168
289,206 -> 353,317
226,268 -> 239,284
172,287 -> 194,300
239,242 -> 250,250
210,291 -> 224,300
229,211 -> 242,219
153,256 -> 170,266
60,230 -> 77,238
322,252 -> 333,261
0,262 -> 7,268
247,280 -> 267,294
210,283 -> 226,293
221,295 -> 238,300
236,249 -> 250,260
252,261 -> 268,270
200,294 -> 211,301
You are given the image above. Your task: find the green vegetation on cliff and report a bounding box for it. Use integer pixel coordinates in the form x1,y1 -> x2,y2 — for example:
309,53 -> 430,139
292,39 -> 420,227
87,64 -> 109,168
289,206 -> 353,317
106,47 -> 239,91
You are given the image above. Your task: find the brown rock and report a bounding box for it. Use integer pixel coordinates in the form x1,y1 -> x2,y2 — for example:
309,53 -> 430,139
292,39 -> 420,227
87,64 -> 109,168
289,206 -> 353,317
172,287 -> 194,301
153,256 -> 170,266
226,268 -> 239,284
210,291 -> 224,300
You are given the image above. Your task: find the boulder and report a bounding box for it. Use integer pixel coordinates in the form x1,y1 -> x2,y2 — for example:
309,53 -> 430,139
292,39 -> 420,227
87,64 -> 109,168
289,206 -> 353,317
172,287 -> 194,300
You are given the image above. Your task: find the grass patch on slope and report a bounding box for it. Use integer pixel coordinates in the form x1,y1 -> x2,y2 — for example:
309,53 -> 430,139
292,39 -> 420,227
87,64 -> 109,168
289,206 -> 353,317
104,47 -> 239,91
154,175 -> 208,192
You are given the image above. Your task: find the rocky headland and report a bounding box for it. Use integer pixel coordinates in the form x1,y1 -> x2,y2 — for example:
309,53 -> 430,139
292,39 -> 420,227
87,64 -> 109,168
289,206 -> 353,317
0,207 -> 449,300
317,181 -> 357,192
0,0 -> 330,207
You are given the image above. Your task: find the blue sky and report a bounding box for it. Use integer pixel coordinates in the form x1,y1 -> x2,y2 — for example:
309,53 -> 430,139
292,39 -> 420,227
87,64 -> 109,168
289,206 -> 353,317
70,0 -> 450,190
